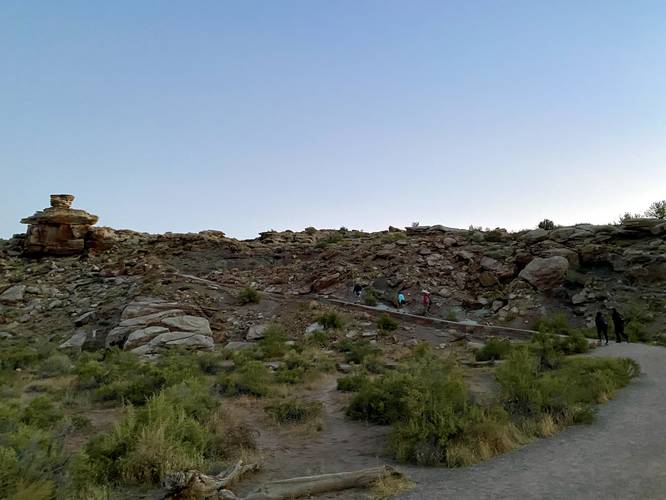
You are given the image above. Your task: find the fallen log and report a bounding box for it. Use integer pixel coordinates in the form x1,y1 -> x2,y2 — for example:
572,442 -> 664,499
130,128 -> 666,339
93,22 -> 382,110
244,465 -> 404,500
163,460 -> 259,499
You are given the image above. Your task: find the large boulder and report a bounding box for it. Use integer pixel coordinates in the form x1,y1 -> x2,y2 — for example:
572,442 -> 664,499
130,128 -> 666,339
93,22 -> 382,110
518,256 -> 569,290
0,285 -> 26,304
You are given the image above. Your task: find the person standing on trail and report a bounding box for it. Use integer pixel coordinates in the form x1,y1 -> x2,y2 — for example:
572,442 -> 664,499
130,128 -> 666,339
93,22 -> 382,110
397,290 -> 406,308
595,311 -> 609,345
611,308 -> 629,343
422,290 -> 432,315
353,284 -> 363,302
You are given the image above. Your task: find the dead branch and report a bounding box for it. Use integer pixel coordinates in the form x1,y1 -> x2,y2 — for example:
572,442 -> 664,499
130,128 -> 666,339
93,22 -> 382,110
244,465 -> 404,500
163,459 -> 259,499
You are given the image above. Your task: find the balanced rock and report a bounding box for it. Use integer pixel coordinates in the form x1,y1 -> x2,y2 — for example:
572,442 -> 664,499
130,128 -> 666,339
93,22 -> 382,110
518,256 -> 569,290
21,194 -> 99,256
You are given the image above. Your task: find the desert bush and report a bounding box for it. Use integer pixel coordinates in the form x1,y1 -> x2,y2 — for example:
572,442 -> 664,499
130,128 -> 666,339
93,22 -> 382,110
388,352 -> 473,465
265,399 -> 323,424
0,397 -> 65,498
21,396 -> 65,429
537,219 -> 556,230
78,389 -> 219,487
258,324 -> 289,359
217,361 -> 273,397
207,407 -> 257,454
382,232 -> 407,243
377,315 -> 398,332
274,351 -> 307,384
238,287 -> 261,305
337,373 -> 369,392
336,338 -> 381,365
315,232 -> 344,248
497,347 -> 639,426
536,313 -> 571,335
0,340 -> 43,371
474,338 -> 512,362
622,303 -> 655,342
645,200 -> 666,219
318,311 -> 344,330
161,380 -> 219,422
304,226 -> 317,234
37,353 -> 72,377
496,347 -> 543,417
347,371 -> 417,425
445,310 -> 459,322
362,287 -> 380,307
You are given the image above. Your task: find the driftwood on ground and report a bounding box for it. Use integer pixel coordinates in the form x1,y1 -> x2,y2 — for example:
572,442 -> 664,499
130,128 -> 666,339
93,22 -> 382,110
164,463 -> 404,500
163,460 -> 259,499
244,465 -> 403,500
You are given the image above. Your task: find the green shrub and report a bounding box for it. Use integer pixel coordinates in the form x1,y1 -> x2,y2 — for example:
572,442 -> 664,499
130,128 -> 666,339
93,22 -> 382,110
79,390 -> 219,487
217,361 -> 273,397
318,311 -> 344,330
0,341 -> 42,371
445,310 -> 459,322
536,313 -> 571,335
347,371 -> 417,425
196,351 -> 232,375
265,399 -> 323,424
377,315 -> 399,332
0,422 -> 64,498
337,374 -> 369,392
498,346 -> 639,426
315,232 -> 343,248
94,362 -> 166,405
258,325 -> 289,359
21,396 -> 64,430
362,290 -> 379,307
161,380 -> 219,422
529,333 -> 564,370
37,353 -> 72,377
538,219 -> 556,230
496,347 -> 543,417
475,338 -> 512,361
336,339 -> 381,365
238,287 -> 261,305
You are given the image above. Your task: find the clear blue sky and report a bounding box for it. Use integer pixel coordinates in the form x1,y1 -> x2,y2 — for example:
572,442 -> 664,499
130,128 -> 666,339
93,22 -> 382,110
2,1 -> 665,239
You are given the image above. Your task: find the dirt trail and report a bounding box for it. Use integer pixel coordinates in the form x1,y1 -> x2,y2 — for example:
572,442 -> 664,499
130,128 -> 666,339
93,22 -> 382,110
401,343 -> 666,500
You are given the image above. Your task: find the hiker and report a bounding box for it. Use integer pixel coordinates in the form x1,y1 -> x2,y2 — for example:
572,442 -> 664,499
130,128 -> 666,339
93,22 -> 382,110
397,290 -> 406,308
352,284 -> 363,301
422,290 -> 432,315
595,311 -> 609,345
611,308 -> 629,343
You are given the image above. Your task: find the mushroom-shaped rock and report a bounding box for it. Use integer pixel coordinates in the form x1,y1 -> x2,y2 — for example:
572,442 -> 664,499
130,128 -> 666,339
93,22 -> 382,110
21,194 -> 99,256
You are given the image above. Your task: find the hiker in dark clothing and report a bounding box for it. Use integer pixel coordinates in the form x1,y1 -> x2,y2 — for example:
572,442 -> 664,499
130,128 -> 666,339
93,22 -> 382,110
611,308 -> 629,343
353,284 -> 363,301
595,311 -> 609,344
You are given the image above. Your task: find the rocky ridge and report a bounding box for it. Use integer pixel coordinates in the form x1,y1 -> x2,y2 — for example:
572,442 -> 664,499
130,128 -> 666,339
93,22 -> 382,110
1,205 -> 665,352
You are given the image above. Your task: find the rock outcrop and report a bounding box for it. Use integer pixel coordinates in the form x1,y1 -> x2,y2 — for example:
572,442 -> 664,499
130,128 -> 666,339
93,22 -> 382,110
105,297 -> 214,356
518,256 -> 570,290
21,194 -> 99,256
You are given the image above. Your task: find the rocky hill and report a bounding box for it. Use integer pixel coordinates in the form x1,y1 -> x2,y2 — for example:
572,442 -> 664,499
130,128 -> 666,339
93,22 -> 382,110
1,196 -> 665,351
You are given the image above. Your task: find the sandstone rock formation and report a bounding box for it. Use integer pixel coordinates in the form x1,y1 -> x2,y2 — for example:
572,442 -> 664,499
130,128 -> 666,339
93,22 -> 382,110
105,297 -> 214,356
21,194 -> 99,256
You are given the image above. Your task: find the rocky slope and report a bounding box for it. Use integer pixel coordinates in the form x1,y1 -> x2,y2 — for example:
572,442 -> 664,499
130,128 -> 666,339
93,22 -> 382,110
1,213 -> 665,351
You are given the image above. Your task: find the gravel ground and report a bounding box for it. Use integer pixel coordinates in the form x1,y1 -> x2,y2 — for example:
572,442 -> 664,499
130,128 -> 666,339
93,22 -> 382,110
400,343 -> 666,500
